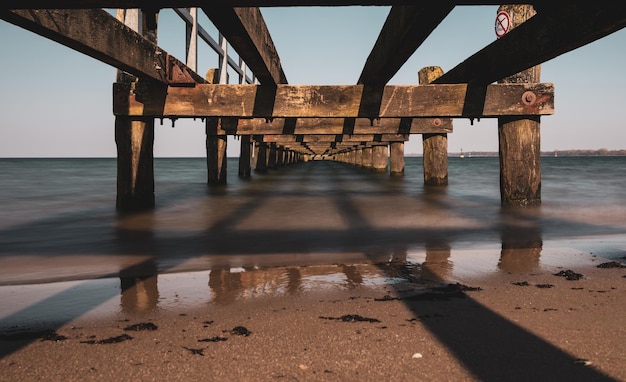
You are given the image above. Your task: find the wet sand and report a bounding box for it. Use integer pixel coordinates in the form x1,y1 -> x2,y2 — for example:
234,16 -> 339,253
1,160 -> 626,380
1,257 -> 624,381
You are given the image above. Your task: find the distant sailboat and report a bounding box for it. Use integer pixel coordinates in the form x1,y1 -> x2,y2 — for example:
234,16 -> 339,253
460,148 -> 465,158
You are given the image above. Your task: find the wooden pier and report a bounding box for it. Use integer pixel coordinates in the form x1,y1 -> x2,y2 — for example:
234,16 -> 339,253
2,3 -> 625,210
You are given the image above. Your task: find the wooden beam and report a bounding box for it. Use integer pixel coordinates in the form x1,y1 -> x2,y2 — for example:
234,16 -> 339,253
228,117 -> 451,135
260,134 -> 408,143
0,8 -> 204,84
358,4 -> 454,87
435,4 -> 626,85
202,6 -> 287,85
0,2 -> 545,9
114,82 -> 554,118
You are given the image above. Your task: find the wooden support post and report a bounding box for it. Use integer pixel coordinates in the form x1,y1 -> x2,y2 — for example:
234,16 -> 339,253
362,147 -> 373,169
498,5 -> 541,206
268,143 -> 278,169
205,68 -> 227,185
115,8 -> 156,212
255,142 -> 268,173
355,148 -> 363,167
206,133 -> 227,184
239,135 -> 252,178
389,141 -> 405,177
277,146 -> 285,167
420,66 -> 448,186
372,144 -> 388,173
115,117 -> 155,211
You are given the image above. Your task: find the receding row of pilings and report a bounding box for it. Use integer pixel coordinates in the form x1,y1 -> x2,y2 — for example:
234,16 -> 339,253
327,138 -> 449,186
205,134 -> 308,185
252,141 -> 307,173
115,4 -> 541,212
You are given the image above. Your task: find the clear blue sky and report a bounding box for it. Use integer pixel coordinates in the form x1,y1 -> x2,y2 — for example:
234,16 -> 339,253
1,6 -> 625,157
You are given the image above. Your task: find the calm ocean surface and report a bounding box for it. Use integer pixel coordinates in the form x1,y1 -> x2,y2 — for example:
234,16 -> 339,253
1,156 -> 625,328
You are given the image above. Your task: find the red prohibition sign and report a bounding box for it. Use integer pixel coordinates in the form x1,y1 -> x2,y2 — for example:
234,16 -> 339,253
495,11 -> 510,38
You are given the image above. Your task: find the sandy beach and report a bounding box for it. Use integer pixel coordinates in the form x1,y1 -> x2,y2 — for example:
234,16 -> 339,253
1,255 -> 624,381
1,158 -> 626,381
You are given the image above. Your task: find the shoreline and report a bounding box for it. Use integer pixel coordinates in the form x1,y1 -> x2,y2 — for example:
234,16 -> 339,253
1,254 -> 624,381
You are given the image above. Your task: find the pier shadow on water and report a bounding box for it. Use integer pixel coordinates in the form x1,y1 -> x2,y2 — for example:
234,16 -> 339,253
0,160 -> 624,380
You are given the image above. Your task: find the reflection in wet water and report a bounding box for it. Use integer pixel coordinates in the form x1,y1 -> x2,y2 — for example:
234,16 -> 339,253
498,206 -> 543,273
2,159 -> 626,340
0,236 -> 620,334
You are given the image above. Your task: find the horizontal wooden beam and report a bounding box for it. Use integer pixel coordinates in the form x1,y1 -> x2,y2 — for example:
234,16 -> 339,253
114,82 -> 554,118
0,8 -> 203,85
259,134 -> 408,143
221,117 -> 451,135
435,4 -> 626,85
0,2 -> 545,9
0,8 -> 204,83
202,6 -> 287,85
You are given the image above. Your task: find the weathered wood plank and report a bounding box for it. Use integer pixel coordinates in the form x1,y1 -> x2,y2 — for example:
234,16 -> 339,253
202,6 -> 287,85
389,141 -> 405,176
259,134 -> 408,143
113,82 -> 554,118
435,3 -> 626,85
227,117 -> 451,135
420,66 -> 448,186
0,2 -> 543,9
234,118 -> 445,135
358,4 -> 454,87
497,5 -> 541,207
0,9 -> 203,84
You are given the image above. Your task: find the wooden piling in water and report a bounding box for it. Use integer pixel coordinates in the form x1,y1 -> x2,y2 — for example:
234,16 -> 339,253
268,143 -> 278,169
115,117 -> 155,211
206,133 -> 227,184
362,147 -> 373,169
115,9 -> 156,212
255,142 -> 268,173
206,69 -> 227,185
419,66 -> 448,186
355,149 -> 363,167
497,5 -> 541,206
239,135 -> 252,178
389,141 -> 405,176
371,144 -> 388,173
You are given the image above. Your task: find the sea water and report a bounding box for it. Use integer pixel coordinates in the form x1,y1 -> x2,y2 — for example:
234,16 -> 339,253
0,156 -> 625,328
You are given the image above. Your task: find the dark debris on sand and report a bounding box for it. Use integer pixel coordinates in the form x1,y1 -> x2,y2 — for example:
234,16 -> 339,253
123,322 -> 158,331
230,326 -> 251,336
80,334 -> 133,345
596,261 -> 626,269
182,346 -> 205,356
198,336 -> 228,343
319,314 -> 381,323
536,284 -> 554,289
554,270 -> 584,280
